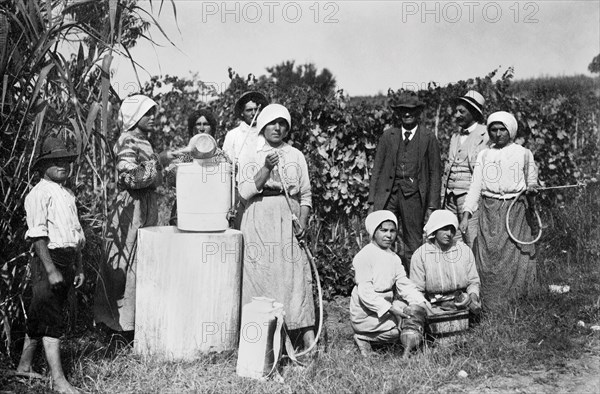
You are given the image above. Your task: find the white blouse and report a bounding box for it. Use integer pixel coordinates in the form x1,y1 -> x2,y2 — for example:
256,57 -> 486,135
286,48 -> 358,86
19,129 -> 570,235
463,142 -> 538,213
238,139 -> 312,208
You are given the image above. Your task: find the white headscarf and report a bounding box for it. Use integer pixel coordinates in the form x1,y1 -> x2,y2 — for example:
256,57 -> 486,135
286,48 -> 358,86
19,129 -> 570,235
256,104 -> 292,134
423,209 -> 458,239
487,111 -> 518,139
365,210 -> 398,239
118,95 -> 157,132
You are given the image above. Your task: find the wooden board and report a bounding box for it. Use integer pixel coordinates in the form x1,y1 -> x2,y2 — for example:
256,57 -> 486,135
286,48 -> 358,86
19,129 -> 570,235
135,226 -> 242,360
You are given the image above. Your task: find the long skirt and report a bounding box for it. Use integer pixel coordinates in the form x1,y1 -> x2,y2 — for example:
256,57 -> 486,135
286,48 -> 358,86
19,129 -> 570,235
474,196 -> 538,311
94,188 -> 158,332
240,194 -> 315,331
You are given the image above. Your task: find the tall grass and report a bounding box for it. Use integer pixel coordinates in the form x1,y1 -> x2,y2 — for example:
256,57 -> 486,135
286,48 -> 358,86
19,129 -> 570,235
0,0 -> 177,355
2,186 -> 598,393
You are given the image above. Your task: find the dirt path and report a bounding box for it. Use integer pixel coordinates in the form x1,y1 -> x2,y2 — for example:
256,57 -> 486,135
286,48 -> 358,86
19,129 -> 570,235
325,296 -> 600,394
439,346 -> 600,393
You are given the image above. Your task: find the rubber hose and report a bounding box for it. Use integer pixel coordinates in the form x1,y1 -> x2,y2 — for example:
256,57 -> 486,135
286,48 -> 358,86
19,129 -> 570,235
506,190 -> 543,245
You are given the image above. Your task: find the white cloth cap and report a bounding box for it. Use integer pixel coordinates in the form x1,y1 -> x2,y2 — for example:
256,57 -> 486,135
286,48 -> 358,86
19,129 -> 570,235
118,95 -> 157,131
423,209 -> 459,239
365,210 -> 398,239
487,111 -> 518,139
256,104 -> 291,134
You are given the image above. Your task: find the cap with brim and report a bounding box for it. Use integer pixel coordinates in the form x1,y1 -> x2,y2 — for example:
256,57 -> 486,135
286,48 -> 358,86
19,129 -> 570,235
234,91 -> 269,118
456,90 -> 485,117
389,93 -> 425,110
423,209 -> 459,239
255,104 -> 292,134
365,210 -> 398,239
33,136 -> 77,168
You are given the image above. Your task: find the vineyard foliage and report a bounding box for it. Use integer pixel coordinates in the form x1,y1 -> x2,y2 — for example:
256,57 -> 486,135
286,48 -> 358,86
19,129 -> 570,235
1,2 -> 599,356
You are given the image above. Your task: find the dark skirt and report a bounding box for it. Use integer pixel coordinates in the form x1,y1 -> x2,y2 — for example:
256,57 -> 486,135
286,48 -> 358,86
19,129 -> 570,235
474,196 -> 538,311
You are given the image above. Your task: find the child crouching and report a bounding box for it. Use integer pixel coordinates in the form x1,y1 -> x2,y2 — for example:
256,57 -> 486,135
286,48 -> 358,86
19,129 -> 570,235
16,135 -> 85,394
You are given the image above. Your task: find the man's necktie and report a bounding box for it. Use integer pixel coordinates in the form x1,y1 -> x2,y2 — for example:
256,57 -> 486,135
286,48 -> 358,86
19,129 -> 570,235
404,131 -> 411,144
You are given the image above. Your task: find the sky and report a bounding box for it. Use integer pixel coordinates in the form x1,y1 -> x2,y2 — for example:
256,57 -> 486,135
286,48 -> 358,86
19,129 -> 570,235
109,0 -> 600,98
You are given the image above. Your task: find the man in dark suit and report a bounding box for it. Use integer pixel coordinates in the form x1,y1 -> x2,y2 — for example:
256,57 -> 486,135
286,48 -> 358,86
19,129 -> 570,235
368,92 -> 442,272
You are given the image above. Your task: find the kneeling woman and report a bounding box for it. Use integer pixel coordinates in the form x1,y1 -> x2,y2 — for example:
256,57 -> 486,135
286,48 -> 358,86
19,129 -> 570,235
238,104 -> 315,350
350,210 -> 428,356
410,209 -> 481,315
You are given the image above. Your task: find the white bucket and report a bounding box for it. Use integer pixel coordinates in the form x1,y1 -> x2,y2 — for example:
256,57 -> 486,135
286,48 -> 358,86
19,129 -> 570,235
176,158 -> 231,232
236,297 -> 284,379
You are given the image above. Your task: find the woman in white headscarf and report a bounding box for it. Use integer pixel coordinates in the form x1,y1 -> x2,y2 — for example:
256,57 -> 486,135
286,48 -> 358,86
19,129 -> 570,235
349,210 -> 427,356
238,104 -> 315,350
94,95 -> 176,339
459,111 -> 539,312
410,209 -> 481,315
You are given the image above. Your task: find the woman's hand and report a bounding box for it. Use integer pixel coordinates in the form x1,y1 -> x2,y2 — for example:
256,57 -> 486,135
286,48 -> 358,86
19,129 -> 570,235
468,293 -> 482,315
526,184 -> 539,195
158,150 -> 180,167
389,303 -> 409,324
458,216 -> 470,238
294,223 -> 306,240
264,152 -> 279,170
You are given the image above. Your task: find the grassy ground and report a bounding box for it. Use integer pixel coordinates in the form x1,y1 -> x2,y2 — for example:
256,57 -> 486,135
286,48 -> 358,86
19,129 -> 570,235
1,254 -> 599,393
2,188 -> 599,393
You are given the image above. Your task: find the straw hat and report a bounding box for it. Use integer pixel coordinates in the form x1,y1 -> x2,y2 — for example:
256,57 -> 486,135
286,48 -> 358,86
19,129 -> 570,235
456,90 -> 485,117
234,91 -> 269,118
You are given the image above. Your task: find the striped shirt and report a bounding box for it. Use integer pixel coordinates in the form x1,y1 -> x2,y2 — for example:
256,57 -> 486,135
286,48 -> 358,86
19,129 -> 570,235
114,130 -> 162,190
410,241 -> 480,296
24,179 -> 85,250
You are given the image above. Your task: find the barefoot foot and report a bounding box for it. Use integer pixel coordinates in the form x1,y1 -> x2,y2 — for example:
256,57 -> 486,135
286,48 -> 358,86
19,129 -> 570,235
51,376 -> 81,394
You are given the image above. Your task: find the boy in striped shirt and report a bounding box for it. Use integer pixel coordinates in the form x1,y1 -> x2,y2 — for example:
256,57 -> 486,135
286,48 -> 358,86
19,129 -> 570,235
16,136 -> 85,394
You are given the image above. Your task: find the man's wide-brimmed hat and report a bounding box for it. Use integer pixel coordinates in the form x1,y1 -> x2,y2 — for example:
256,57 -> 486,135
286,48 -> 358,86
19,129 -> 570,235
234,91 -> 269,118
389,92 -> 425,110
33,136 -> 77,168
456,90 -> 485,117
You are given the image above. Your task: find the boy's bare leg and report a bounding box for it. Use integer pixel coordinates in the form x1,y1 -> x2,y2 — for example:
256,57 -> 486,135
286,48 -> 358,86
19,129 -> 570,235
16,334 -> 45,378
42,336 -> 80,394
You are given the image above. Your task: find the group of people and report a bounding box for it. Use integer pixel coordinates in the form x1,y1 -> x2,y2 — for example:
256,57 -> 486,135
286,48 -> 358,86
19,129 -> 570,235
353,90 -> 539,356
16,87 -> 540,391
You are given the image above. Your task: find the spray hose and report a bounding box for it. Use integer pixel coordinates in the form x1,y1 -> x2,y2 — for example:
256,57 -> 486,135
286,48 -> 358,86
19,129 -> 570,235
274,165 -> 324,359
506,183 -> 584,245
